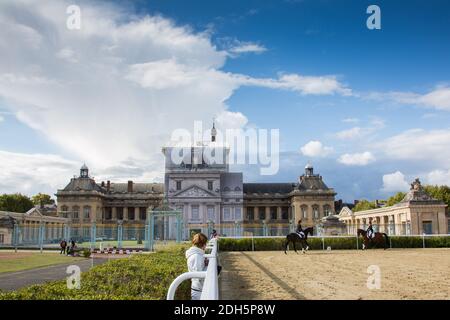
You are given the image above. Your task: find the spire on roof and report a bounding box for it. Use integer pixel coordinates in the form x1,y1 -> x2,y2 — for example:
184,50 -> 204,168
211,118 -> 217,142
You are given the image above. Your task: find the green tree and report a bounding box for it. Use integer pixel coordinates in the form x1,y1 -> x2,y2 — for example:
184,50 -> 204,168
386,192 -> 406,207
423,185 -> 450,207
31,193 -> 55,207
353,200 -> 378,212
0,193 -> 34,213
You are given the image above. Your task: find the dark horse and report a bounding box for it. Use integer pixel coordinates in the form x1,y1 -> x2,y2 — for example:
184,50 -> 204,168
357,229 -> 389,250
284,227 -> 314,254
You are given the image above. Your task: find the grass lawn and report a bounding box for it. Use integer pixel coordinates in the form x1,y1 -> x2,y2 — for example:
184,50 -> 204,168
0,252 -> 86,274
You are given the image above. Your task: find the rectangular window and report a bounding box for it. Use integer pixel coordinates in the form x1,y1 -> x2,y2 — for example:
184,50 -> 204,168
191,206 -> 199,221
73,207 -> 79,219
176,181 -> 181,190
270,207 -> 277,220
235,207 -> 242,220
207,206 -> 215,221
208,181 -> 213,191
140,207 -> 147,220
224,207 -> 231,221
422,221 -> 433,234
0,234 -> 4,244
259,207 -> 265,220
128,208 -> 135,220
247,207 -> 254,221
282,207 -> 289,220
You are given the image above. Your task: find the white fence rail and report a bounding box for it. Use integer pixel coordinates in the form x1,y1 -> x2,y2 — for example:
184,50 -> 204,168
167,237 -> 219,300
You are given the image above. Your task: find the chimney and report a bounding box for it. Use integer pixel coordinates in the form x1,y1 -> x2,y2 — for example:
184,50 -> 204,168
128,180 -> 133,193
101,181 -> 105,187
107,180 -> 110,192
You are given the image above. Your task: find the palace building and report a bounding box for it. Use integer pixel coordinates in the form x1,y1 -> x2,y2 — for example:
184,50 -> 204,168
55,123 -> 337,238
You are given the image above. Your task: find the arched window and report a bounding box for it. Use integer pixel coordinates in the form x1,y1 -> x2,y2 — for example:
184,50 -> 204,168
83,206 -> 91,219
301,205 -> 308,219
234,187 -> 241,191
323,205 -> 331,216
312,205 -> 319,219
72,206 -> 79,219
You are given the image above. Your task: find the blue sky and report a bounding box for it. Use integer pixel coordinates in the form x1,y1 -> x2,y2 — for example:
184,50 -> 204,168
0,0 -> 450,201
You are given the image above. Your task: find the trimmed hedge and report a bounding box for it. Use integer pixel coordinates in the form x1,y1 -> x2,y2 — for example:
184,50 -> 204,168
0,245 -> 191,300
218,236 -> 450,251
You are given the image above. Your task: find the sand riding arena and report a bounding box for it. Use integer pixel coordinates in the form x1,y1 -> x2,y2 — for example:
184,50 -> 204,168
219,248 -> 450,300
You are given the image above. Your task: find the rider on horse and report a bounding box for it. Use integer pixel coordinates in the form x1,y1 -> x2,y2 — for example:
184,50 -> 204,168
367,220 -> 374,241
296,219 -> 305,239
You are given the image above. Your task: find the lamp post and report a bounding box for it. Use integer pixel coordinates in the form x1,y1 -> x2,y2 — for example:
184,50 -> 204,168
117,220 -> 123,249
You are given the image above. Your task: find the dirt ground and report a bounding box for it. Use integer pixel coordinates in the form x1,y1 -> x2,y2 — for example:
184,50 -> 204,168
0,252 -> 32,259
219,248 -> 450,300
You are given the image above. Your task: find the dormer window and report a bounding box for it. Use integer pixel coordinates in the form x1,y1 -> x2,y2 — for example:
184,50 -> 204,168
176,181 -> 182,190
208,181 -> 213,191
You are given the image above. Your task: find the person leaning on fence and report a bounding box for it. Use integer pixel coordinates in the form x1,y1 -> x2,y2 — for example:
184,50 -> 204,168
185,233 -> 208,300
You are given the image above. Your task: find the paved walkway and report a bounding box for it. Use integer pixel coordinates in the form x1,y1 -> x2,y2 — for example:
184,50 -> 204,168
0,258 -> 107,292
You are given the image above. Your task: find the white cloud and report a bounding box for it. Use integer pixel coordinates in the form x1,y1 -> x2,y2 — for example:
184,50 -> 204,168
424,169 -> 450,186
381,171 -> 409,193
300,141 -> 333,157
240,73 -> 351,96
228,42 -> 267,54
215,110 -> 248,130
376,128 -> 450,167
369,87 -> 450,111
335,118 -> 384,140
336,127 -> 362,140
337,152 -> 375,166
342,118 -> 359,123
0,151 -> 79,196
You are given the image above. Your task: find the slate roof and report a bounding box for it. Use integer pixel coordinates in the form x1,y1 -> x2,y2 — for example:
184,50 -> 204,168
296,175 -> 331,191
221,173 -> 243,192
109,183 -> 164,194
244,183 -> 295,194
62,177 -> 104,192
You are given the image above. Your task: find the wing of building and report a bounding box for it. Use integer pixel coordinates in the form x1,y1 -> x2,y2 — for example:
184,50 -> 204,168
338,178 -> 448,235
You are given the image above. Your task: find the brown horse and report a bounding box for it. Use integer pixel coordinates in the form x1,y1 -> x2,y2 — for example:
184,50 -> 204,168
284,227 -> 314,254
357,229 -> 389,250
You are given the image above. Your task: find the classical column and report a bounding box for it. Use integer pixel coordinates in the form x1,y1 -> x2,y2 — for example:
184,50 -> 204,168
277,207 -> 282,220
112,207 -> 117,221
134,207 -> 138,221
254,206 -> 260,221
265,207 -> 270,222
215,204 -> 220,224
123,207 -> 128,221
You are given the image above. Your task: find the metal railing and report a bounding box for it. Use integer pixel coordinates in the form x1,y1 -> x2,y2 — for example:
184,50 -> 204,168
167,237 -> 219,300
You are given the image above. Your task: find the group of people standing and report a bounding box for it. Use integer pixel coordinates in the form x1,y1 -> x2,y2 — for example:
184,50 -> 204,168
59,239 -> 77,255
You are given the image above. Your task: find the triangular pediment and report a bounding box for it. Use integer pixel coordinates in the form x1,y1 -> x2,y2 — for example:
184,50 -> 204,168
173,185 -> 216,198
338,206 -> 353,217
25,207 -> 44,217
